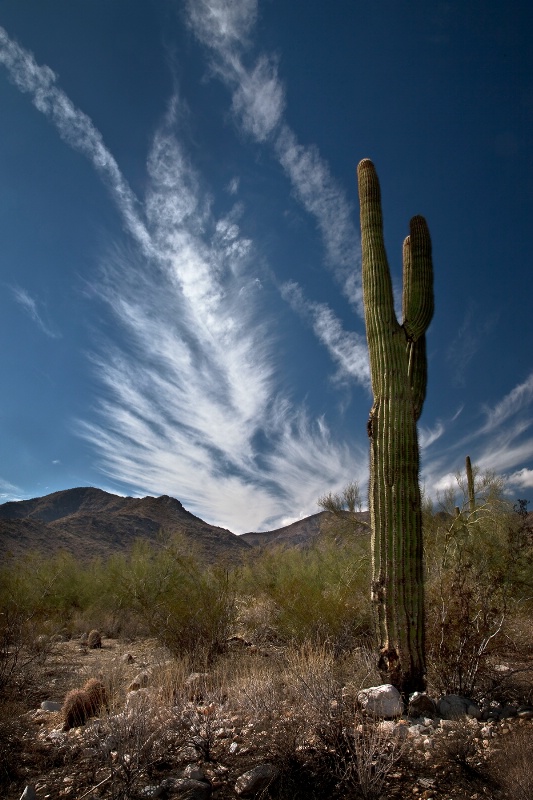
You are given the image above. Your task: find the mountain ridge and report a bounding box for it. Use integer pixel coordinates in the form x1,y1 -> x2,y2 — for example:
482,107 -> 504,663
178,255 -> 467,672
0,487 -> 370,562
0,487 -> 248,562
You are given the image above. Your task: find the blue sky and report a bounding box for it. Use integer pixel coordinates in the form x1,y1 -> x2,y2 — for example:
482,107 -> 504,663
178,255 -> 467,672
1,0 -> 532,533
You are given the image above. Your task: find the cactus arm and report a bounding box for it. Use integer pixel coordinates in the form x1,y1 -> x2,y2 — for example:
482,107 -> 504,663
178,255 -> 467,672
402,216 -> 434,341
403,220 -> 433,419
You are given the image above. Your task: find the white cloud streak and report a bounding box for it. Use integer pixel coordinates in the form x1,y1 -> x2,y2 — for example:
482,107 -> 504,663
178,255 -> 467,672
418,421 -> 445,450
184,0 -> 362,309
0,25 -> 153,257
0,24 -> 363,532
420,373 -> 533,501
281,281 -> 369,387
480,372 -> 533,434
11,286 -> 60,338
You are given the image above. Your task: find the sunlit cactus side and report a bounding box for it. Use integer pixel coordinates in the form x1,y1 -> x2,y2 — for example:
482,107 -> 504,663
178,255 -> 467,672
357,158 -> 434,696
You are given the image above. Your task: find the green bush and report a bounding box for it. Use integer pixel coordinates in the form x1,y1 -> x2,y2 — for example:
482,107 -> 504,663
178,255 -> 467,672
239,531 -> 371,650
424,466 -> 533,696
105,534 -> 237,664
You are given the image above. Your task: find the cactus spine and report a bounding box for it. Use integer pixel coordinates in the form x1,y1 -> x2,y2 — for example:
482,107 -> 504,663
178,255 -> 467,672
357,159 -> 434,696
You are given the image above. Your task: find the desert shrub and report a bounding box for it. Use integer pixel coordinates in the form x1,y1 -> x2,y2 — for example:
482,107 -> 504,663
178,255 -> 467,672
80,690 -> 178,800
490,725 -> 533,800
0,556 -> 60,692
424,466 -> 533,697
107,534 -> 237,664
239,532 -> 371,650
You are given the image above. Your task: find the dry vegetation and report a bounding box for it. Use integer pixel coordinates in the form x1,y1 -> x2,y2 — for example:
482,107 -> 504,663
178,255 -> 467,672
1,473 -> 532,799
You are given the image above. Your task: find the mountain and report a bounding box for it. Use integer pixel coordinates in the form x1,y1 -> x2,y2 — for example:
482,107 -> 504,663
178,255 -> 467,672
0,488 -> 372,563
0,487 -> 250,562
241,510 -> 370,549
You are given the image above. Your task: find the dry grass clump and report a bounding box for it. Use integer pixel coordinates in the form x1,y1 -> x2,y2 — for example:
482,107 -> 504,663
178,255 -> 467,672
62,677 -> 108,730
490,725 -> 533,800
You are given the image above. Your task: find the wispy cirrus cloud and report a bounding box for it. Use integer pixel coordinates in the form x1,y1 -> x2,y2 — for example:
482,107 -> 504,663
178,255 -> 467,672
480,371 -> 533,434
446,305 -> 498,387
0,25 -> 152,257
11,286 -> 60,338
0,25 -> 362,531
184,0 -> 362,310
418,421 -> 445,450
281,281 -> 369,387
420,372 -> 533,500
185,0 -> 258,52
0,477 -> 24,503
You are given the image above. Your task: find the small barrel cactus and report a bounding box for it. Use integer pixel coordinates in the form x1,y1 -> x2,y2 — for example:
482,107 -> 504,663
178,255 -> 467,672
62,678 -> 107,730
87,629 -> 102,649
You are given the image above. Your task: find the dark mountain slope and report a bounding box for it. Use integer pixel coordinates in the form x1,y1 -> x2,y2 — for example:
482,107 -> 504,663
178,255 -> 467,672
0,488 -> 250,562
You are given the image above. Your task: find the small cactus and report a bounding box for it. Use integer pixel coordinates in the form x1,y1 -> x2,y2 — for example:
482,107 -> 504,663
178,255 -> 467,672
87,629 -> 102,649
465,455 -> 475,513
62,678 -> 107,730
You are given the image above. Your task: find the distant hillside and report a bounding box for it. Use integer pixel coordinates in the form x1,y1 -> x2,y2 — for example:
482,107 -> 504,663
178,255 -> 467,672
0,487 -> 250,562
241,509 -> 370,549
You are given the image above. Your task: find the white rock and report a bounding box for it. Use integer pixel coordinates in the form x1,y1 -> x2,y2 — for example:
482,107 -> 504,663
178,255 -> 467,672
357,684 -> 403,718
235,764 -> 279,796
40,700 -> 62,712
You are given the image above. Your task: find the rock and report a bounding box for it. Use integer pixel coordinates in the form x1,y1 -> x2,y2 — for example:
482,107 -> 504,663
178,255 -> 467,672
19,787 -> 36,800
163,778 -> 211,799
40,700 -> 62,712
127,671 -> 151,691
125,688 -> 152,711
235,764 -> 279,796
500,704 -> 518,719
140,785 -> 165,798
183,764 -> 207,782
357,684 -> 403,718
408,692 -> 436,717
176,745 -> 201,762
439,719 -> 455,730
466,703 -> 482,719
437,695 -> 479,720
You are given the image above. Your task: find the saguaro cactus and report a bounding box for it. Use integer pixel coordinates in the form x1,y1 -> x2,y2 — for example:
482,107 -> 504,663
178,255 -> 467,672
357,159 -> 434,696
465,455 -> 475,514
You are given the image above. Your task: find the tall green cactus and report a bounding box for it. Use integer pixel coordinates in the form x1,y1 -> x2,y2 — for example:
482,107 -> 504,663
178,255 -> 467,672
465,455 -> 475,514
357,159 -> 434,696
